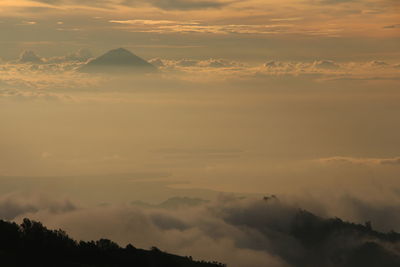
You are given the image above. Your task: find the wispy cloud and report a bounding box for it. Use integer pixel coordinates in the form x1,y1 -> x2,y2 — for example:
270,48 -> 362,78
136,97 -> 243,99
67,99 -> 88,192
109,20 -> 306,35
383,24 -> 400,29
123,0 -> 233,10
29,0 -> 233,10
318,156 -> 400,166
269,17 -> 303,22
17,21 -> 38,26
109,19 -> 198,25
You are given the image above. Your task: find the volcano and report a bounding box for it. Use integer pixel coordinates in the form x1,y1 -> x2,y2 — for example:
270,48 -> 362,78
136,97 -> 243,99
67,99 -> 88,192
79,48 -> 157,74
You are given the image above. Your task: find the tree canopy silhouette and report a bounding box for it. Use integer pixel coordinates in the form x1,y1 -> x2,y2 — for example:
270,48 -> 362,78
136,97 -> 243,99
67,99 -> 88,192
0,218 -> 226,267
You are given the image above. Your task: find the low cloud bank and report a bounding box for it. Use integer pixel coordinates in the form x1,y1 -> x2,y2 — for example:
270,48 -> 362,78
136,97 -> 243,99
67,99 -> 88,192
1,50 -> 399,102
1,193 -> 400,267
0,192 -> 77,220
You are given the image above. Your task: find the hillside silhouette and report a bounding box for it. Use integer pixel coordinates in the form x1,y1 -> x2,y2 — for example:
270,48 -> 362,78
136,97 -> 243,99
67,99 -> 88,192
1,207 -> 400,267
0,218 -> 225,267
289,209 -> 400,267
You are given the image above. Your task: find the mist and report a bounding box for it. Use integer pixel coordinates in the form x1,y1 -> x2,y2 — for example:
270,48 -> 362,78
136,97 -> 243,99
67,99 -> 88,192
1,48 -> 400,266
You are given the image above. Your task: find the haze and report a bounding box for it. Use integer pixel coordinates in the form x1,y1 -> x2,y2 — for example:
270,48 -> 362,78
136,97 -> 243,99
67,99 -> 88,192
1,1 -> 400,266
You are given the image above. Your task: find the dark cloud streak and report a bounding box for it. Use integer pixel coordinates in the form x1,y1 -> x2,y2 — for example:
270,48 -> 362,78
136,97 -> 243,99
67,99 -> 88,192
31,0 -> 232,10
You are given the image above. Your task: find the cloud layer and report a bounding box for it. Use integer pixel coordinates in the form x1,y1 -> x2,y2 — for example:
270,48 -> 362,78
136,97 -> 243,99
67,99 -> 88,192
2,193 -> 400,267
1,50 -> 399,102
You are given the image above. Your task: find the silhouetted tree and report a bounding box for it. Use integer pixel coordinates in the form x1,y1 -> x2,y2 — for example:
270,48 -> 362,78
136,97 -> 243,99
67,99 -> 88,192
0,218 -> 225,267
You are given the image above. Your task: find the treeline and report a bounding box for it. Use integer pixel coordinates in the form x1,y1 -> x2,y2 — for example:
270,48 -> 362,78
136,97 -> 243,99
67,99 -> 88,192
0,218 -> 226,267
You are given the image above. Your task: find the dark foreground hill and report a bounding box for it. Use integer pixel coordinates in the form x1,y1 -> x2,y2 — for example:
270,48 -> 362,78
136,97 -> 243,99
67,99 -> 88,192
0,218 -> 225,267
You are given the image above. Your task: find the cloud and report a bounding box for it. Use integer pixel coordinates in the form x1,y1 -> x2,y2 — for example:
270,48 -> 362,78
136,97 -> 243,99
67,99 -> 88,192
3,194 -> 400,267
383,24 -> 400,29
30,0 -> 113,6
0,57 -> 101,94
317,156 -> 400,166
7,196 -> 290,267
379,158 -> 400,165
31,0 -> 232,10
338,196 -> 400,232
264,61 -> 281,68
19,21 -> 38,25
6,0 -> 398,42
175,59 -> 199,67
319,0 -> 357,4
312,60 -> 340,69
46,48 -> 93,63
0,55 -> 399,99
198,59 -> 238,68
0,192 -> 77,220
109,20 -> 196,25
148,58 -> 165,67
264,60 -> 342,72
110,20 -> 295,35
17,50 -> 44,64
153,58 -> 241,69
0,88 -> 72,102
0,198 -> 37,221
257,59 -> 400,83
30,0 -> 64,4
367,60 -> 389,67
270,17 -> 303,22
123,0 -> 232,10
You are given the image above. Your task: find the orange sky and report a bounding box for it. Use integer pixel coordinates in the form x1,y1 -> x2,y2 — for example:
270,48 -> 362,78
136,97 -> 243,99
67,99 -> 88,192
0,0 -> 399,60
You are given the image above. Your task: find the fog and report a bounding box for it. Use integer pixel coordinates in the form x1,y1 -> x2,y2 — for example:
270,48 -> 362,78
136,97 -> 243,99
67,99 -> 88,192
1,55 -> 400,266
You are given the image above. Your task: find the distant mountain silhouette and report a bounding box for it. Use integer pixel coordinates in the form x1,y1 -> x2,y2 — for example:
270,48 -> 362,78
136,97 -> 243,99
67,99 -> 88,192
79,48 -> 157,74
0,218 -> 225,267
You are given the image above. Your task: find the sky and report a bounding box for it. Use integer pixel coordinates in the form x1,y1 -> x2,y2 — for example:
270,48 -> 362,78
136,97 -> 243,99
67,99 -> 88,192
0,0 -> 399,61
1,1 -> 400,266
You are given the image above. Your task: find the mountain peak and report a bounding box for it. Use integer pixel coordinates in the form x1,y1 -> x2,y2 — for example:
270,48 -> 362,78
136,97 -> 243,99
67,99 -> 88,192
106,48 -> 133,56
111,47 -> 130,53
79,48 -> 157,73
